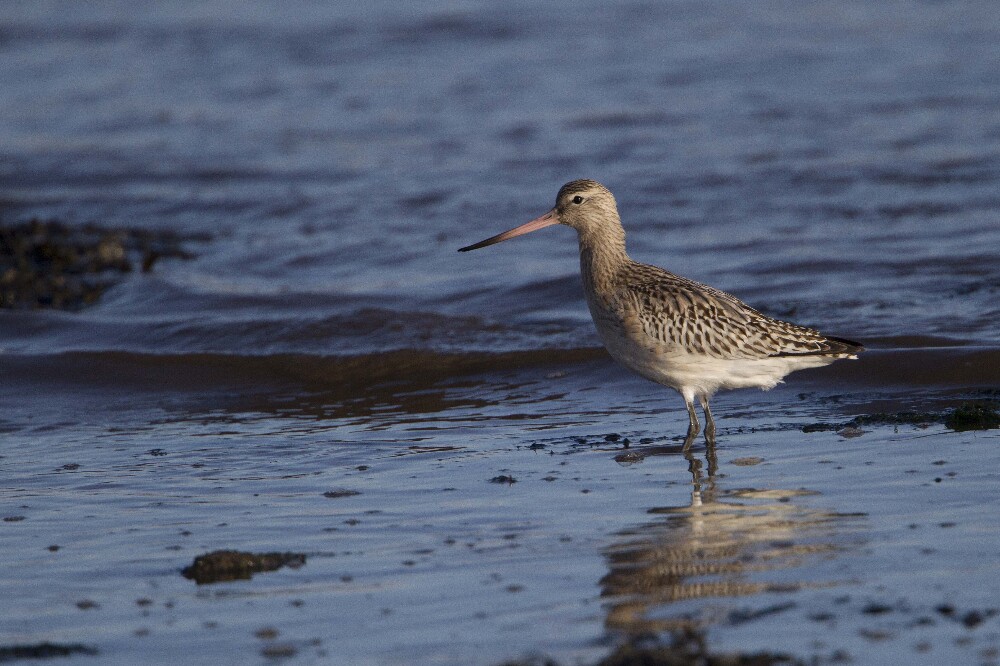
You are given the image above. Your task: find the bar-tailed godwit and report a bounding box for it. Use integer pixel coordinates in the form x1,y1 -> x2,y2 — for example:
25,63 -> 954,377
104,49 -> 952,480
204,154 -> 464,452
459,179 -> 863,444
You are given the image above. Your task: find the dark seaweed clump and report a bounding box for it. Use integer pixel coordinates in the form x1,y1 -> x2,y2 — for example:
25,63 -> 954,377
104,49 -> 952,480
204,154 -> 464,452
945,402 -> 1000,431
182,550 -> 306,585
0,218 -> 204,310
850,411 -> 942,427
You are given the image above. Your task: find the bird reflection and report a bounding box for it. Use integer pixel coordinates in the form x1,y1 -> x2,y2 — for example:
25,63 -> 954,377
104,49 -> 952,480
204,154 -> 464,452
601,445 -> 861,635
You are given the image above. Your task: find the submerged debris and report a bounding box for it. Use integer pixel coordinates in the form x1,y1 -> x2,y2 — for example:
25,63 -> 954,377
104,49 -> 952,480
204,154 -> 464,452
801,422 -> 840,433
614,451 -> 645,465
260,644 -> 298,659
181,550 -> 306,585
601,640 -> 803,665
322,489 -> 361,498
0,643 -> 98,661
0,218 -> 204,310
497,629 -> 804,666
935,604 -> 998,628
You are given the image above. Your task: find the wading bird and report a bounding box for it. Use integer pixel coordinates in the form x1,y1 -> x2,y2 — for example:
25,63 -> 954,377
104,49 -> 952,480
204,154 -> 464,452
459,180 -> 862,446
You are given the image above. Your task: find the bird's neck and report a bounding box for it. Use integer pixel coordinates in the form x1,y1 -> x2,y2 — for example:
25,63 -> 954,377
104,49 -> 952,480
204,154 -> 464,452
577,220 -> 629,289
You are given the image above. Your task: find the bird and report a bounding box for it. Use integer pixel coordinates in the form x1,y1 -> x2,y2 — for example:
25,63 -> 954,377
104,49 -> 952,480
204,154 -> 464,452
458,179 -> 863,445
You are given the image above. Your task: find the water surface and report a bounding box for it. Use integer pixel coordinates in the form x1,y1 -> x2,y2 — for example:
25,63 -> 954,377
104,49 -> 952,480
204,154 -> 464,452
2,2 -> 1000,664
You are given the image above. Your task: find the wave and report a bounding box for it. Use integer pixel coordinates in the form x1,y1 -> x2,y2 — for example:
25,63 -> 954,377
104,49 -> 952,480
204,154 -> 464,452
1,345 -> 996,395
0,348 -> 606,393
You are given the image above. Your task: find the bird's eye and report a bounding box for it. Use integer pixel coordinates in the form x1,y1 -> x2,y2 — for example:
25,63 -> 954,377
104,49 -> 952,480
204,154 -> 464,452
572,195 -> 584,204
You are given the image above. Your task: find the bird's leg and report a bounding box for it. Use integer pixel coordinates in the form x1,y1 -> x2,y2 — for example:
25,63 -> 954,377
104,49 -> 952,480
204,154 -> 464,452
683,393 -> 700,449
705,441 -> 718,477
683,445 -> 704,505
704,429 -> 719,477
699,394 -> 716,443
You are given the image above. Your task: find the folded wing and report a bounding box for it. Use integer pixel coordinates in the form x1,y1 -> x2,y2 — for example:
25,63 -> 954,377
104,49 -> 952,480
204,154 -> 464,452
621,262 -> 863,360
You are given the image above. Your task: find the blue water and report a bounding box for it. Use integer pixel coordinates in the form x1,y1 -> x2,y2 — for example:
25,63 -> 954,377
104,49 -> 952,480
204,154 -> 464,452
2,1 -> 999,358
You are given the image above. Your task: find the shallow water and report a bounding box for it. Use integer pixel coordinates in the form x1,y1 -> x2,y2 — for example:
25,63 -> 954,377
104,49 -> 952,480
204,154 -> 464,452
2,2 -> 1000,664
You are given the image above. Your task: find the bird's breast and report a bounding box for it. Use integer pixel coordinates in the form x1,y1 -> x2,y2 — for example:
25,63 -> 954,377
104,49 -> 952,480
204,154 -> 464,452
582,279 -> 671,371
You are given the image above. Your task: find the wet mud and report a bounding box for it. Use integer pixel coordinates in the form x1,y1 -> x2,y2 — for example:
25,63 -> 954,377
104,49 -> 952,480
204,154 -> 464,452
500,630 -> 802,666
802,400 -> 1000,433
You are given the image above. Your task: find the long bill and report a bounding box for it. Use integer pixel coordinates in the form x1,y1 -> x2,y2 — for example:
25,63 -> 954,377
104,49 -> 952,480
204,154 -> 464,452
458,208 -> 559,252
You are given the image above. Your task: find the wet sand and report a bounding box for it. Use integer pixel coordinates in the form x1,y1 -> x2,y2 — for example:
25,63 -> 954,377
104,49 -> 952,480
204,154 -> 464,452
2,347 -> 999,664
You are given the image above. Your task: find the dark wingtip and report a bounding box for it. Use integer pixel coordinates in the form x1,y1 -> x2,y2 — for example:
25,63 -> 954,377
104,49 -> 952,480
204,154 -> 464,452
770,335 -> 865,358
825,336 -> 865,354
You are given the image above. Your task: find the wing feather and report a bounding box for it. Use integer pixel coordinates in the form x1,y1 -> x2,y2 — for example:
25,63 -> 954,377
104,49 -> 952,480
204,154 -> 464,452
619,263 -> 860,359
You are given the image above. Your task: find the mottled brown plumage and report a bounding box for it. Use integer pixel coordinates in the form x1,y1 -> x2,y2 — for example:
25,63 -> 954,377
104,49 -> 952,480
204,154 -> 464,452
460,179 -> 863,443
618,262 -> 857,359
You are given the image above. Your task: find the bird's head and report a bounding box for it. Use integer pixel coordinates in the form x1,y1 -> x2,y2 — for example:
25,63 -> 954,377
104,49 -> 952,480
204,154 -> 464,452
458,179 -> 620,252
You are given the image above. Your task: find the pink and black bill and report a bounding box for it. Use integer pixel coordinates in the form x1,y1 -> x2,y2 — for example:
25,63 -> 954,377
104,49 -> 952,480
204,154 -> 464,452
458,209 -> 559,252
